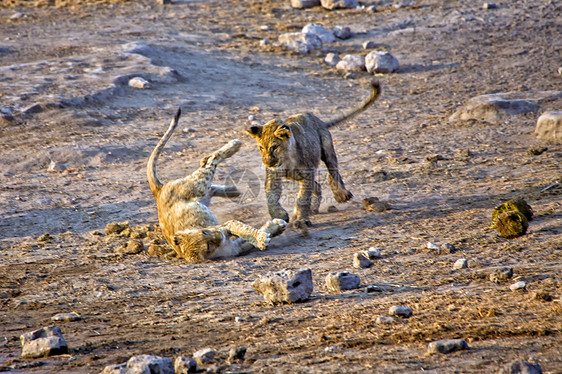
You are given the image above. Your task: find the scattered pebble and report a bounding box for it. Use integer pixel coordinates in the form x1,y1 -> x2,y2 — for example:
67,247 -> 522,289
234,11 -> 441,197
326,271 -> 361,292
362,41 -> 378,50
336,54 -> 365,72
259,38 -> 270,47
227,347 -> 246,362
498,360 -> 542,374
253,269 -> 313,304
10,12 -> 27,20
365,50 -> 399,74
324,53 -> 341,67
115,239 -> 144,254
302,23 -> 336,44
365,285 -> 384,293
48,160 -> 67,173
105,221 -> 129,235
353,252 -> 373,268
376,316 -> 395,324
332,26 -> 352,40
20,326 -> 68,358
482,2 -> 497,9
51,312 -> 82,322
510,281 -> 526,291
278,32 -> 322,54
453,258 -> 468,270
535,111 -> 562,143
427,242 -> 440,250
327,205 -> 339,213
445,243 -> 457,253
324,346 -> 338,352
37,233 -> 53,243
361,197 -> 391,212
128,77 -> 151,89
235,316 -> 244,323
366,5 -> 377,12
320,0 -> 358,10
489,267 -> 514,283
362,247 -> 382,259
290,0 -> 320,9
193,348 -> 215,365
389,305 -> 413,318
428,339 -> 469,354
174,356 -> 197,374
527,146 -> 548,156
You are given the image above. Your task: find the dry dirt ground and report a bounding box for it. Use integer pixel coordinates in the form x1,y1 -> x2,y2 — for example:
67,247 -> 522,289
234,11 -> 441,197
0,0 -> 561,372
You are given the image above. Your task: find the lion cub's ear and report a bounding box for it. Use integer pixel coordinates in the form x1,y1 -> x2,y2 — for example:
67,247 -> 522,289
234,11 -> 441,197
274,124 -> 291,139
246,125 -> 263,138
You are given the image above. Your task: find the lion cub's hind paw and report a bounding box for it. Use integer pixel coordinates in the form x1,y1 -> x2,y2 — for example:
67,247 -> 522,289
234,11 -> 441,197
261,218 -> 288,238
255,230 -> 271,251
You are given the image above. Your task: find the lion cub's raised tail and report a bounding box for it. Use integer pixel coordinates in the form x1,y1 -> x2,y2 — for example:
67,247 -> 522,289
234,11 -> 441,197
147,108 -> 182,198
325,80 -> 381,128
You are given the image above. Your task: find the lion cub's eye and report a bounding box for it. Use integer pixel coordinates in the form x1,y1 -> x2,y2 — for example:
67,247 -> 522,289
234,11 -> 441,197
259,146 -> 264,152
271,144 -> 279,151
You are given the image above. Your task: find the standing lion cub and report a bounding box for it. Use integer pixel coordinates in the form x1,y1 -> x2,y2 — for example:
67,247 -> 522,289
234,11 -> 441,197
147,109 -> 287,262
246,80 -> 380,228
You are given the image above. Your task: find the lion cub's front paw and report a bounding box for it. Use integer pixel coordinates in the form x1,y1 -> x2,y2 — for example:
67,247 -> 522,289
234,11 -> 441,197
255,230 -> 271,251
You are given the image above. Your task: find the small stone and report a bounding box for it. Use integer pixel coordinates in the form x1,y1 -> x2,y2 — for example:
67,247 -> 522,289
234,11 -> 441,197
332,26 -> 352,40
227,347 -> 246,362
376,316 -> 395,324
51,312 -> 82,322
527,146 -> 548,156
290,0 -> 320,8
105,221 -> 129,235
128,77 -> 151,89
10,12 -> 27,20
47,160 -> 67,173
498,360 -> 542,374
389,305 -> 413,318
324,53 -> 341,67
157,0 -> 172,4
489,267 -> 514,283
259,39 -> 270,47
510,281 -> 526,291
302,23 -> 336,44
336,55 -> 365,72
427,339 -> 469,354
321,0 -> 358,10
426,242 -> 440,250
533,291 -> 553,302
116,239 -> 144,254
127,355 -> 174,374
353,252 -> 373,268
327,205 -> 339,213
482,2 -> 497,9
193,348 -> 215,365
365,285 -> 384,293
174,356 -> 197,374
558,67 -> 562,75
37,233 -> 53,243
278,32 -> 322,54
535,111 -> 562,143
365,50 -> 399,74
362,197 -> 391,212
363,247 -> 382,259
362,41 -> 378,50
366,4 -> 377,12
326,271 -> 361,292
453,258 -> 468,270
253,269 -> 313,304
445,243 -> 457,253
20,326 -> 68,358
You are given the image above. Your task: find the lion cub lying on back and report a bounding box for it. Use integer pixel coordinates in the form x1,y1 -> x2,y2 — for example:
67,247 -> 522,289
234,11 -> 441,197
147,109 -> 287,262
246,80 -> 380,228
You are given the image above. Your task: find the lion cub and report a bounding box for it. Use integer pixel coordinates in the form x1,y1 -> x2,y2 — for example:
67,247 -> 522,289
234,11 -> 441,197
147,109 -> 287,262
246,80 -> 380,228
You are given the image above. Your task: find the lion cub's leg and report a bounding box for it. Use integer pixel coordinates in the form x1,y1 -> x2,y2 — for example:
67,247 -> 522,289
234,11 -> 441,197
265,168 -> 290,222
311,181 -> 322,214
319,131 -> 353,203
223,220 -> 272,250
292,172 -> 315,228
259,218 -> 288,238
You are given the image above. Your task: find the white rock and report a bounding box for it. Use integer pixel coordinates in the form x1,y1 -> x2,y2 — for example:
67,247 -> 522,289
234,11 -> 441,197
336,55 -> 365,72
325,271 -> 361,292
20,326 -> 68,358
510,281 -> 526,291
253,269 -> 313,303
333,26 -> 352,40
363,247 -> 382,259
324,53 -> 341,66
126,355 -> 174,374
453,258 -> 468,270
482,3 -> 498,9
174,356 -> 197,374
302,24 -> 336,44
278,32 -> 322,54
376,316 -> 395,324
51,312 -> 82,322
535,111 -> 562,143
193,348 -> 215,365
291,0 -> 320,8
321,0 -> 358,10
426,242 -> 440,250
389,305 -> 413,318
353,252 -> 373,268
48,160 -> 67,173
365,50 -> 399,74
128,77 -> 151,89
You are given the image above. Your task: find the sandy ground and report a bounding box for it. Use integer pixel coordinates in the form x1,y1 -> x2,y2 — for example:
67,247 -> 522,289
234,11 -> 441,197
0,0 -> 561,372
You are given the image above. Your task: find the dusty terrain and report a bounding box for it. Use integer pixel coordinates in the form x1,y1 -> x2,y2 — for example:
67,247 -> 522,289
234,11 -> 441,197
0,0 -> 561,372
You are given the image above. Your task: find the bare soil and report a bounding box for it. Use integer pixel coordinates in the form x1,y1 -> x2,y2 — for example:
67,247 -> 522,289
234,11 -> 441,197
0,0 -> 561,372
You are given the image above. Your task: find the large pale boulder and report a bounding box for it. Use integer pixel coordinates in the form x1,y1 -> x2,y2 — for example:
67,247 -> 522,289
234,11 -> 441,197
365,51 -> 399,74
278,32 -> 322,54
321,0 -> 358,10
302,24 -> 336,44
20,326 -> 68,358
450,91 -> 562,123
535,111 -> 562,143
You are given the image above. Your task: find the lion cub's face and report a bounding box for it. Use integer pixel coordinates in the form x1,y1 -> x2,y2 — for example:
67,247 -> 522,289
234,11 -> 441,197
246,119 -> 292,169
173,229 -> 224,262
